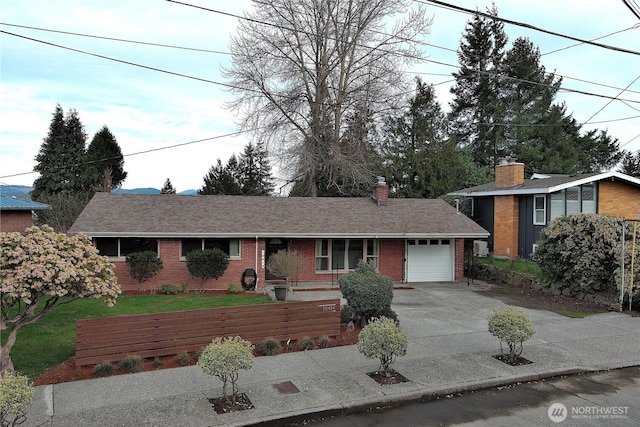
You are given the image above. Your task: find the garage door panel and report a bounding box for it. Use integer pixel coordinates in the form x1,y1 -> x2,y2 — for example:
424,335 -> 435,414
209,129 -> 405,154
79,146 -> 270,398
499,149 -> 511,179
407,241 -> 453,282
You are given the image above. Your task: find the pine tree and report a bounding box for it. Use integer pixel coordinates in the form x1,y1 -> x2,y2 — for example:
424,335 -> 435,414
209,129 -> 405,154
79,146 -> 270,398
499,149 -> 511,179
199,159 -> 242,195
238,142 -> 275,196
85,125 -> 127,192
32,105 -> 89,199
449,6 -> 507,169
160,178 -> 176,194
618,151 -> 640,177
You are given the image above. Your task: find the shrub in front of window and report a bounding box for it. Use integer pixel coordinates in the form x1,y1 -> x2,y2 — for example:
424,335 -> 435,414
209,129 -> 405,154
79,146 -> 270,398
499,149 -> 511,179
0,370 -> 34,427
533,214 -> 634,295
357,316 -> 408,377
339,261 -> 393,323
488,306 -> 535,364
198,336 -> 254,404
125,251 -> 163,283
186,248 -> 230,287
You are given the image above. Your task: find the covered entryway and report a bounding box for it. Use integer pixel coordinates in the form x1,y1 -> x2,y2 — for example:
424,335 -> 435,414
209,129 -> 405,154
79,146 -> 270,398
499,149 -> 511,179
406,239 -> 454,282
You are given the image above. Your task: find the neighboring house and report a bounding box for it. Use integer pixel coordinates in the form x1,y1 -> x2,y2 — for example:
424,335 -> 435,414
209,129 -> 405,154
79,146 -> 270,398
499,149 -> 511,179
0,195 -> 51,233
68,180 -> 488,292
449,159 -> 640,258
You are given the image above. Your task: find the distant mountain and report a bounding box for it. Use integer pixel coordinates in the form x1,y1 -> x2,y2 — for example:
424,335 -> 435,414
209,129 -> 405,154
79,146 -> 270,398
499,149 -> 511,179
0,185 -> 198,198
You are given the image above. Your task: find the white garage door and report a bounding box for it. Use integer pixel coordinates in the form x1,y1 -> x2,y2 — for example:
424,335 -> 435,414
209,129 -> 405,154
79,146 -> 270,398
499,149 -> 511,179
406,239 -> 453,282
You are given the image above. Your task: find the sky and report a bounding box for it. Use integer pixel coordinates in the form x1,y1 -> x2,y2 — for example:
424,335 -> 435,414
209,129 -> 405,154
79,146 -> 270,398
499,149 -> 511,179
1,0 -> 639,193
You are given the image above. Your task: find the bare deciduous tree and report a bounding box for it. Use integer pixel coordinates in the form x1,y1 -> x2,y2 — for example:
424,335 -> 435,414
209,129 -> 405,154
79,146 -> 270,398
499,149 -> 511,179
224,0 -> 432,196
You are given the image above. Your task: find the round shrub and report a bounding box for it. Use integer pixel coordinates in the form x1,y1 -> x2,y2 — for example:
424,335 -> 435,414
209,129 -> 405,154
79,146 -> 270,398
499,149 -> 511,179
119,355 -> 143,373
339,262 -> 393,322
297,337 -> 314,351
533,214 -> 629,295
93,361 -> 115,378
198,336 -> 254,404
125,251 -> 163,283
340,305 -> 363,326
186,248 -> 230,285
0,370 -> 34,427
488,306 -> 535,363
255,337 -> 282,356
357,316 -> 408,377
174,352 -> 191,367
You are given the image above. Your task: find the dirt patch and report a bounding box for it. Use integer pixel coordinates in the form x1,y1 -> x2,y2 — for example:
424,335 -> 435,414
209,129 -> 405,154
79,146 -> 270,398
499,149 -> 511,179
209,393 -> 254,414
35,325 -> 361,386
492,354 -> 533,366
367,369 -> 409,385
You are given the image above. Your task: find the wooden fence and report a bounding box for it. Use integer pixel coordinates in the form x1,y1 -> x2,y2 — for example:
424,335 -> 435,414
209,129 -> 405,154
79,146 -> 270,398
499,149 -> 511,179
75,299 -> 341,367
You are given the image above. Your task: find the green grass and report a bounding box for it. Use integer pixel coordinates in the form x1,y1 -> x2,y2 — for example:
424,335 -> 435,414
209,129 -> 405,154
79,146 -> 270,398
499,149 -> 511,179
474,256 -> 543,277
4,293 -> 272,380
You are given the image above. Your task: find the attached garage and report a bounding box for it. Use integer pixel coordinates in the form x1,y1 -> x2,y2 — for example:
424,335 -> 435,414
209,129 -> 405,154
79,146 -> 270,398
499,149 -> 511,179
406,239 -> 454,282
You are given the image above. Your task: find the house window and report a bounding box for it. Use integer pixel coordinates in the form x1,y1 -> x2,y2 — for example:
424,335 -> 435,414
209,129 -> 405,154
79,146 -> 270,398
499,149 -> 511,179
533,195 -> 546,225
315,239 -> 378,271
548,184 -> 598,221
581,184 -> 596,213
566,187 -> 580,215
181,239 -> 240,258
94,238 -> 159,259
549,192 -> 564,221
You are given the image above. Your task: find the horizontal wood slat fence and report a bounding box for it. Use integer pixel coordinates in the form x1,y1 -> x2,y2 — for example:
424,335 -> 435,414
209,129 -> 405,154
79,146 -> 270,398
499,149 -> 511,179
75,299 -> 341,367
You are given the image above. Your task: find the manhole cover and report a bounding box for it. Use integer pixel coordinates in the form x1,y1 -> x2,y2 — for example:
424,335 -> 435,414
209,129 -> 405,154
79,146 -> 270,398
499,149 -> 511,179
272,381 -> 300,394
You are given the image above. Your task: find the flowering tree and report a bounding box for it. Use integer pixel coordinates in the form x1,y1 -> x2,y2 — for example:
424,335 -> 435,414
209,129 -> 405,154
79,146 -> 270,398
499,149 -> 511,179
1,226 -> 120,371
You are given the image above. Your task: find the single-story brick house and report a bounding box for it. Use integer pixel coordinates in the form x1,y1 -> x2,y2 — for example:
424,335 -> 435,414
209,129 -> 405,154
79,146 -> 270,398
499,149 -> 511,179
449,159 -> 640,258
68,180 -> 488,292
0,195 -> 51,233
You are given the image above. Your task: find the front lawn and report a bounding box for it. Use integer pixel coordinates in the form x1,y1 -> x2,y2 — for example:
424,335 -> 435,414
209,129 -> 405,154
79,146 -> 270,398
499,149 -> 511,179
4,293 -> 272,380
474,256 -> 543,277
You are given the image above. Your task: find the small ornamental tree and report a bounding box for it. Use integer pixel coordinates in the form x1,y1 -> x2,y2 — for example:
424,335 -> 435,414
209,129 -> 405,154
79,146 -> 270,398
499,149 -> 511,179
0,226 -> 120,372
266,249 -> 303,285
125,251 -> 163,283
186,249 -> 229,288
339,261 -> 394,323
0,371 -> 34,427
198,336 -> 254,404
488,306 -> 535,364
357,316 -> 409,377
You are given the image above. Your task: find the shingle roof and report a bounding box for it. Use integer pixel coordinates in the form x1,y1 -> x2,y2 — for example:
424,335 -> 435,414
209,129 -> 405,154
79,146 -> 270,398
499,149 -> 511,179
449,171 -> 640,197
68,193 -> 489,239
0,195 -> 51,211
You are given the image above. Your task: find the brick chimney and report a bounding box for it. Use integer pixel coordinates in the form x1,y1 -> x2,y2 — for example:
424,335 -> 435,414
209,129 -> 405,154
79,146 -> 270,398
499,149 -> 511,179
373,177 -> 388,205
495,157 -> 525,188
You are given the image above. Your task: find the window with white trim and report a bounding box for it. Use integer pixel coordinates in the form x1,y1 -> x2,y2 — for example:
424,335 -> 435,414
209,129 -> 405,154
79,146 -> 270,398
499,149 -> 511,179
533,195 -> 546,225
315,239 -> 378,271
181,238 -> 240,258
94,238 -> 159,259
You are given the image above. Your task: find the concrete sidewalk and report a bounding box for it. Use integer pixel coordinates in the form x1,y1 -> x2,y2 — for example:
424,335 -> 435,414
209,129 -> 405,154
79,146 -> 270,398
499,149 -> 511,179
22,281 -> 640,426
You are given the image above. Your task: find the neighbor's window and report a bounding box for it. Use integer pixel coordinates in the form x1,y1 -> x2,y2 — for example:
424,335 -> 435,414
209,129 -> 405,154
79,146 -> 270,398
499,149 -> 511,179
581,184 -> 596,213
180,238 -> 240,258
566,187 -> 580,215
315,239 -> 378,271
94,237 -> 159,258
533,195 -> 546,225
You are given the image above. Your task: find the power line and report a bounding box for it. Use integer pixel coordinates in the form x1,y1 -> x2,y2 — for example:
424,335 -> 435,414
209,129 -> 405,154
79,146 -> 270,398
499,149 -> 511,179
416,0 -> 640,56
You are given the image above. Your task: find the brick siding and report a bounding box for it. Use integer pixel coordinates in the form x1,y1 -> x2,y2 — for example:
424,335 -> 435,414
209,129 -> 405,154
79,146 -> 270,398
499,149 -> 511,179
599,181 -> 640,219
0,211 -> 33,233
493,195 -> 519,257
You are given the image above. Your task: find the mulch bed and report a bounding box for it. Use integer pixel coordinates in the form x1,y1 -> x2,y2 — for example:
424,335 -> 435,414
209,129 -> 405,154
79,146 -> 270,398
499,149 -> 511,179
367,369 -> 409,385
209,393 -> 255,414
492,354 -> 533,366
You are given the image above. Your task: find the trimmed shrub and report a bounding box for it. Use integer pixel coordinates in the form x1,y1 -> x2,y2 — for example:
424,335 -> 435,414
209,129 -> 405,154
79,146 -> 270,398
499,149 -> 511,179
339,262 -> 393,322
255,337 -> 282,356
340,304 -> 363,326
488,306 -> 535,364
0,370 -> 34,427
297,337 -> 314,351
93,361 -> 115,378
153,357 -> 163,368
357,316 -> 409,377
126,251 -> 163,283
119,355 -> 144,373
186,249 -> 230,286
198,336 -> 254,404
174,352 -> 191,367
227,283 -> 242,293
533,214 -> 634,295
160,284 -> 178,295
319,335 -> 330,349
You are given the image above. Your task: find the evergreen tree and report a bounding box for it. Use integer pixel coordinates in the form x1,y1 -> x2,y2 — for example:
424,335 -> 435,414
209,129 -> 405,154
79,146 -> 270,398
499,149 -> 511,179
32,105 -> 89,199
618,151 -> 640,177
199,158 -> 242,195
160,178 -> 176,194
85,125 -> 127,192
449,6 -> 507,169
238,142 -> 275,196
